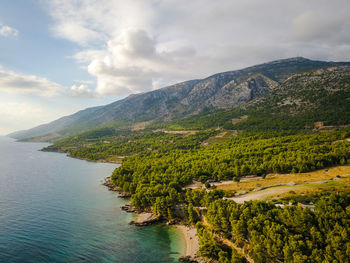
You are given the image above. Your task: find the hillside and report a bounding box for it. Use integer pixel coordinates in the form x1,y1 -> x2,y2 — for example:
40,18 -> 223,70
246,66 -> 350,125
9,57 -> 349,141
159,65 -> 350,132
35,58 -> 350,263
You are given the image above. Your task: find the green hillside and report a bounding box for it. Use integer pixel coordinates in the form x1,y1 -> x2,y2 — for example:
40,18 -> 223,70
40,63 -> 350,263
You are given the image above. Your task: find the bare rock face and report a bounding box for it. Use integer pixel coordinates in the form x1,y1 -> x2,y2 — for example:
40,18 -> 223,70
129,212 -> 160,226
207,74 -> 278,108
251,66 -> 350,115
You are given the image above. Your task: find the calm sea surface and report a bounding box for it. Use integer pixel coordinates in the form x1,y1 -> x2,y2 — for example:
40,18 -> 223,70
0,137 -> 184,263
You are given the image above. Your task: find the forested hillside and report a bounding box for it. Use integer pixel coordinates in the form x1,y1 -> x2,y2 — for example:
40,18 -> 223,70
39,62 -> 350,262
202,193 -> 350,262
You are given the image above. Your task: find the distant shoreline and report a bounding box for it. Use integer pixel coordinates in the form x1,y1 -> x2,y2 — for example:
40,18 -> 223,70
41,147 -> 122,164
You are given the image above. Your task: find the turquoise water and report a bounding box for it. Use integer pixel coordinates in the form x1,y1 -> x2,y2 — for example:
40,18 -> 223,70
0,137 -> 184,262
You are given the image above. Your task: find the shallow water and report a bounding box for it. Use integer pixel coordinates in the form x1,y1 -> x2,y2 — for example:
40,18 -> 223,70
0,137 -> 184,262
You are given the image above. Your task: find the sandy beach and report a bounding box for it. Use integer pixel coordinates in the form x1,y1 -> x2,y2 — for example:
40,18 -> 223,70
175,225 -> 199,258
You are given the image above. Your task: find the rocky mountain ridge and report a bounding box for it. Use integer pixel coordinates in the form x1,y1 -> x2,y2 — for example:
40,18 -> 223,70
9,57 -> 350,140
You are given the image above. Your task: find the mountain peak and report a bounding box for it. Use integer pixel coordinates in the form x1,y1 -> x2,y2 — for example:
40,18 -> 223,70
265,57 -> 310,64
9,57 -> 350,141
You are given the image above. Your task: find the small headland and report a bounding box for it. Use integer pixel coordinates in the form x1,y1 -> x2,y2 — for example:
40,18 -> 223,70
102,176 -> 204,262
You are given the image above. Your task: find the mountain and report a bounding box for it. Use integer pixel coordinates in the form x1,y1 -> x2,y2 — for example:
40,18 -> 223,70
250,66 -> 350,115
9,57 -> 350,141
231,65 -> 350,131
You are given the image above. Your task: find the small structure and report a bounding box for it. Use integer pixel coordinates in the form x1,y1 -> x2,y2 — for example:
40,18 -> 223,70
314,121 -> 324,129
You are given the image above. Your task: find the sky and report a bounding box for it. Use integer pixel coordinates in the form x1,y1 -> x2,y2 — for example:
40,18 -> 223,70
1,0 -> 350,134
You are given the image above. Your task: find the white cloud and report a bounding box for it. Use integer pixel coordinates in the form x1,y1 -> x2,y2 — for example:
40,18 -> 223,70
54,21 -> 105,46
45,0 -> 152,46
43,0 -> 350,96
73,79 -> 95,85
84,28 -> 204,95
69,84 -> 95,98
0,23 -> 18,37
0,66 -> 64,97
72,49 -> 107,63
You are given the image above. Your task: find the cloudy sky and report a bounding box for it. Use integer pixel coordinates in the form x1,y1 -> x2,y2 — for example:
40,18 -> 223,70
1,0 -> 350,134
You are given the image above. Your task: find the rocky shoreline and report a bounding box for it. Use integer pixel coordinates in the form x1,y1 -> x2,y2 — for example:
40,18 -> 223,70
129,212 -> 161,226
102,177 -> 131,198
103,177 -> 161,226
179,256 -> 213,263
103,177 -> 208,262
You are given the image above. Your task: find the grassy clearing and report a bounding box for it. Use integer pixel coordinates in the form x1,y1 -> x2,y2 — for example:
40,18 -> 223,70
216,165 -> 350,193
275,181 -> 350,201
105,155 -> 125,163
131,121 -> 153,130
217,165 -> 350,202
226,180 -> 350,203
205,129 -> 238,145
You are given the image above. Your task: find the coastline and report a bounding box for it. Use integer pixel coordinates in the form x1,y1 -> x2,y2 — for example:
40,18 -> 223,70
105,175 -> 202,261
175,225 -> 199,260
40,146 -> 198,262
130,212 -> 160,226
65,152 -> 122,164
40,147 -> 122,164
1,138 -> 189,262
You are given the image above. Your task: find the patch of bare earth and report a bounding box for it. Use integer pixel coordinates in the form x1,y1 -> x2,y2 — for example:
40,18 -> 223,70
131,121 -> 154,130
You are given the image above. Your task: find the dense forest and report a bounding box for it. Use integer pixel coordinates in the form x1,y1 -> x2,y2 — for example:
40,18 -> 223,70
44,120 -> 350,262
203,192 -> 350,262
110,129 -> 350,215
42,66 -> 350,262
43,129 -> 218,161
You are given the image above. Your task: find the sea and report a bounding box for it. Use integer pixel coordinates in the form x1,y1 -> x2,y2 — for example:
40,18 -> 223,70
0,136 -> 184,263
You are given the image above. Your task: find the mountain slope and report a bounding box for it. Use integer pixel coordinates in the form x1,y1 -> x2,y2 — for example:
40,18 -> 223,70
233,65 -> 350,131
152,65 -> 350,132
8,106 -> 104,140
251,66 -> 350,115
9,57 -> 350,140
